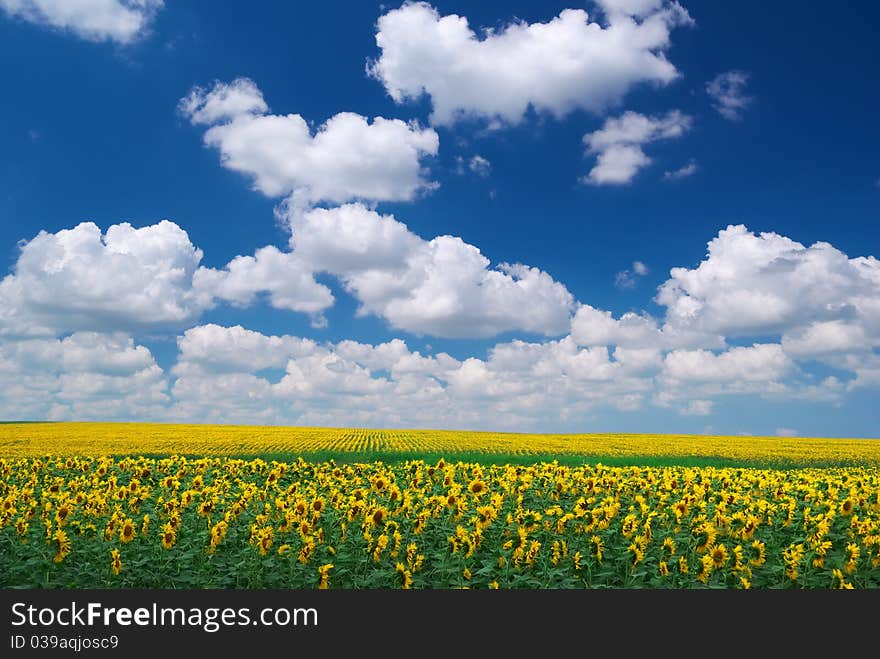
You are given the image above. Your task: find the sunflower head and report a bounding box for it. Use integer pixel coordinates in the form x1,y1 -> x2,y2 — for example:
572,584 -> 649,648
710,543 -> 729,569
468,479 -> 486,496
120,519 -> 135,543
110,548 -> 123,576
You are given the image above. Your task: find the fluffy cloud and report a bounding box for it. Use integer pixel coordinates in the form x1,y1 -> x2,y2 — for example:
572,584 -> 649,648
0,221 -> 211,336
179,77 -> 268,125
656,225 -> 880,350
180,78 -> 439,205
707,70 -> 752,121
0,211 -> 575,341
169,324 -> 656,428
582,110 -> 692,184
368,2 -> 692,126
781,321 -> 872,358
173,324 -> 318,375
288,203 -> 576,338
0,332 -> 167,421
3,219 -> 877,427
571,304 -> 661,348
574,224 -> 880,404
0,0 -> 162,43
571,224 -> 880,414
662,344 -> 792,383
192,246 -> 333,326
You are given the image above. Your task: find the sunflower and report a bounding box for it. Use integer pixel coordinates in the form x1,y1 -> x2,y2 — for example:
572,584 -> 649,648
783,543 -> 805,580
709,543 -> 729,570
160,523 -> 176,550
832,568 -> 854,590
672,501 -> 688,521
628,541 -> 645,566
317,563 -> 333,589
678,556 -> 689,574
693,521 -> 717,554
210,521 -> 228,547
697,554 -> 714,584
550,540 -> 562,566
396,562 -> 413,589
591,535 -> 604,563
298,537 -> 316,564
525,540 -> 541,566
110,548 -> 123,576
845,543 -> 860,574
53,529 -> 71,563
749,540 -> 766,568
54,504 -> 71,525
197,500 -> 214,517
369,507 -> 386,527
475,505 -> 497,530
839,498 -> 855,517
658,561 -> 669,577
468,479 -> 487,496
258,532 -> 273,556
119,518 -> 136,543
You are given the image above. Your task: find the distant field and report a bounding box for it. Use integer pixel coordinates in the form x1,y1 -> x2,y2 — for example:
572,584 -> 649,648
0,422 -> 878,466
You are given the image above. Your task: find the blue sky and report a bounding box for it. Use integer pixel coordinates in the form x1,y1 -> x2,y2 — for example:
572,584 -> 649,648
1,0 -> 878,436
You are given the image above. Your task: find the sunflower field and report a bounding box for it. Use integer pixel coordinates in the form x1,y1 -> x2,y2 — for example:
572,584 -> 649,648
2,454 -> 879,589
2,422 -> 879,465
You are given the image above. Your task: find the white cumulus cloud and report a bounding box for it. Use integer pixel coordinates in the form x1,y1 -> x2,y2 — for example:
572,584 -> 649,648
3,217 -> 878,427
180,78 -> 439,205
582,110 -> 692,184
0,0 -> 162,43
663,343 -> 792,383
656,224 -> 880,349
192,246 -> 333,327
168,324 -> 655,428
368,1 -> 693,126
0,221 -> 211,336
0,332 -> 167,421
287,203 -> 576,338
